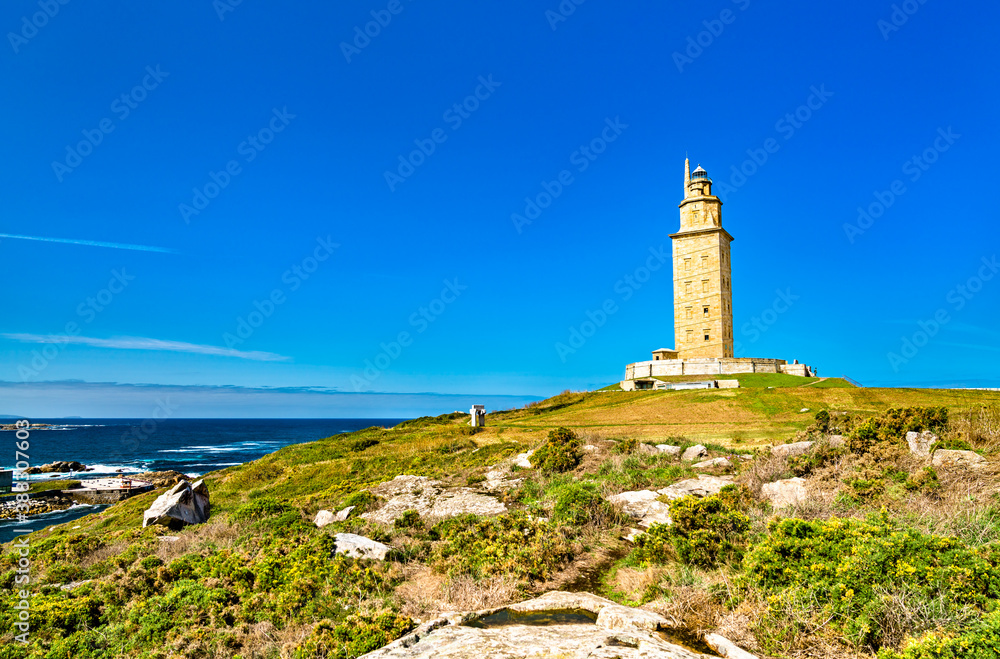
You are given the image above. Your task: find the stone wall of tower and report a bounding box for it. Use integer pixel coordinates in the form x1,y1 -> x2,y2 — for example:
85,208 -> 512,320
671,161 -> 734,359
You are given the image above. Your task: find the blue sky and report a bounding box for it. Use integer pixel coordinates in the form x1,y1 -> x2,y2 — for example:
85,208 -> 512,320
1,0 -> 998,417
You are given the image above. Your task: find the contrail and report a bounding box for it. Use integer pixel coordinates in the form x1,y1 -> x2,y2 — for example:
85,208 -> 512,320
0,233 -> 176,254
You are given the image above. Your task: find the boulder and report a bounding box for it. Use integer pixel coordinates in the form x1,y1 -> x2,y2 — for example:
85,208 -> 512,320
25,460 -> 88,474
656,444 -> 682,456
771,441 -> 814,458
362,475 -> 506,525
693,457 -> 731,469
906,430 -> 938,457
607,490 -> 672,528
681,445 -> 708,461
932,449 -> 986,468
334,533 -> 391,560
142,479 -> 210,528
658,475 -> 734,500
761,477 -> 807,509
314,510 -> 336,528
704,633 -> 760,659
637,443 -> 659,456
513,451 -> 534,468
335,505 -> 355,521
828,435 -> 846,449
133,470 -> 190,488
360,591 -> 724,658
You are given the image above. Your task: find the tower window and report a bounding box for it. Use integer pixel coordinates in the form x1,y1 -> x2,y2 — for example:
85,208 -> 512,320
704,332 -> 710,342
684,258 -> 691,271
685,307 -> 692,319
685,281 -> 692,294
686,329 -> 693,343
703,306 -> 709,316
701,255 -> 708,268
702,280 -> 709,293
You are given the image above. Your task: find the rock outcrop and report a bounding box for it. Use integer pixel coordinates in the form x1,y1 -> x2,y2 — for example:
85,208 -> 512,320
25,460 -> 88,474
932,449 -> 986,468
361,475 -> 507,525
658,475 -> 734,500
314,505 -> 355,528
142,479 -> 210,528
333,533 -> 391,560
681,445 -> 707,461
608,490 -> 672,528
770,441 -> 814,458
359,591 -> 737,658
656,444 -> 682,456
133,470 -> 190,488
906,431 -> 938,457
693,457 -> 731,469
761,477 -> 808,509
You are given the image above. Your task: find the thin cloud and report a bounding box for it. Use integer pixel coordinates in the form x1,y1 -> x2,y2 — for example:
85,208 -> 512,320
0,233 -> 176,254
0,333 -> 289,362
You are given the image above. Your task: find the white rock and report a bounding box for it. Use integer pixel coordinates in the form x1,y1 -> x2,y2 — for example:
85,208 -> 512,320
607,490 -> 672,528
596,603 -> 670,632
828,435 -> 846,449
658,475 -> 734,500
771,441 -> 814,458
906,430 -> 938,458
693,457 -> 731,469
656,444 -> 682,456
335,505 -> 355,521
624,528 -> 645,543
681,445 -> 708,461
513,450 -> 534,468
761,477 -> 807,509
637,443 -> 659,456
334,533 -> 391,560
799,408 -> 810,413
314,510 -> 336,528
705,633 -> 760,659
582,444 -> 599,452
142,479 -> 210,528
932,449 -> 986,468
362,475 -> 507,525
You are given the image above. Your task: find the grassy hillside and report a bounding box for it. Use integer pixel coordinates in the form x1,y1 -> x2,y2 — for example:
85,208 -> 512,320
3,386 -> 1000,658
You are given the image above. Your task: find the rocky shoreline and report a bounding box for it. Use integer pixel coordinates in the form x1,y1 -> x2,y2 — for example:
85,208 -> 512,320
0,494 -> 75,520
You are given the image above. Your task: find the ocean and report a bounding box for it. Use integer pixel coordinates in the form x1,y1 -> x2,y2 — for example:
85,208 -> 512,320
0,418 -> 404,542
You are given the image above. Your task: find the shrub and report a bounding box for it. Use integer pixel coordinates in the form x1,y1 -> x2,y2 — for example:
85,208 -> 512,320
787,436 -> 846,476
632,485 -> 750,568
531,427 -> 582,473
551,481 -> 618,528
349,437 -> 379,452
848,407 -> 948,453
342,490 -> 379,513
230,497 -> 295,522
430,511 -> 574,580
394,510 -> 422,530
905,467 -> 941,492
293,611 -> 413,659
877,608 -> 1000,659
613,438 -> 639,455
742,513 -> 1000,649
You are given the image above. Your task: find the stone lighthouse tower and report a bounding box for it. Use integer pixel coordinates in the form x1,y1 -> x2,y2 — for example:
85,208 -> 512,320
671,159 -> 734,359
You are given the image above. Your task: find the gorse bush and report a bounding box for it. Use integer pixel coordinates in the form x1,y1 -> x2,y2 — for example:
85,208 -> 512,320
429,511 -> 574,581
848,407 -> 948,453
742,513 -> 1000,649
632,485 -> 750,568
293,611 -> 413,659
229,496 -> 295,522
877,608 -> 1000,659
531,427 -> 582,473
